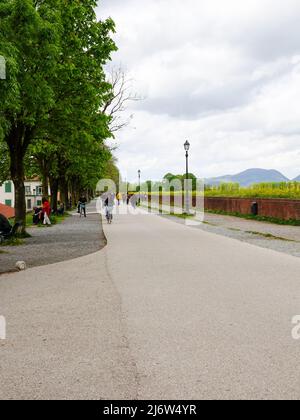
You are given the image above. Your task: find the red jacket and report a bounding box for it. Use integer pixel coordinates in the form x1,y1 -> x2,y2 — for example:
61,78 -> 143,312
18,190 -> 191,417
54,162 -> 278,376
43,201 -> 51,216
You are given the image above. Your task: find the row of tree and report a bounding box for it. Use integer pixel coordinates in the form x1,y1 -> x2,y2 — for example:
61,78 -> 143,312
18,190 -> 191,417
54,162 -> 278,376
0,0 -> 121,231
123,173 -> 198,193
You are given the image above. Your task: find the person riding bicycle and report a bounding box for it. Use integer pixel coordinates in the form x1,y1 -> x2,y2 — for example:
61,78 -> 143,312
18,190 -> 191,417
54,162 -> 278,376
78,195 -> 87,218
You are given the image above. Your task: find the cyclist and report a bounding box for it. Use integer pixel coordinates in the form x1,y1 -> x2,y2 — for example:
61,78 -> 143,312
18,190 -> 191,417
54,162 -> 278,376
78,195 -> 87,218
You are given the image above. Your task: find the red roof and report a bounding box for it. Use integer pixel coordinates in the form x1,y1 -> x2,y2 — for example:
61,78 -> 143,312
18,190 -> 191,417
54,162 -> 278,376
0,203 -> 15,219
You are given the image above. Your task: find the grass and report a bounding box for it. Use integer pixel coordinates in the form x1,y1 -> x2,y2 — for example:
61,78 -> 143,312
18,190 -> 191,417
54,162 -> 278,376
2,211 -> 71,247
168,212 -> 196,220
245,231 -> 296,242
0,237 -> 24,247
141,203 -> 196,219
205,209 -> 300,226
25,211 -> 70,228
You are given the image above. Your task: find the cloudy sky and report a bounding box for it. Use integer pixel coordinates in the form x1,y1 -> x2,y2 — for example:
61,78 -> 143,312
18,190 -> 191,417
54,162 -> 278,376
96,0 -> 300,182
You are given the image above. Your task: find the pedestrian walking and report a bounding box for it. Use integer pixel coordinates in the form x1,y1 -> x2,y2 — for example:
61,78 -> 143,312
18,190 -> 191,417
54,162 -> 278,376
104,193 -> 115,224
42,197 -> 51,225
116,192 -> 122,205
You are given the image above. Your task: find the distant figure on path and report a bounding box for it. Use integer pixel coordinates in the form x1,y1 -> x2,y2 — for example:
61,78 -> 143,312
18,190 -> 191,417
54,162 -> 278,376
33,207 -> 43,225
116,192 -> 122,205
104,193 -> 115,223
42,197 -> 51,225
57,202 -> 65,216
130,194 -> 138,209
78,195 -> 87,218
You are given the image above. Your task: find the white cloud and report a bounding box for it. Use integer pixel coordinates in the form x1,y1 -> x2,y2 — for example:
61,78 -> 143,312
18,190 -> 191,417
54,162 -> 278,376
97,0 -> 300,180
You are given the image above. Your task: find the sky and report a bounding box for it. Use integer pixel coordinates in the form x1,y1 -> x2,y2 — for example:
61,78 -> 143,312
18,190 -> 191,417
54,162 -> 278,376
96,0 -> 300,182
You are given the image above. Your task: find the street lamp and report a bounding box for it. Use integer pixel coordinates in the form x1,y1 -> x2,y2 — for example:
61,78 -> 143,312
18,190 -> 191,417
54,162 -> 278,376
138,169 -> 141,205
184,141 -> 190,214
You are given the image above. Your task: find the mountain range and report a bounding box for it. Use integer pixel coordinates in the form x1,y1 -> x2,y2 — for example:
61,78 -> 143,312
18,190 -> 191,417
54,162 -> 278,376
205,168 -> 300,187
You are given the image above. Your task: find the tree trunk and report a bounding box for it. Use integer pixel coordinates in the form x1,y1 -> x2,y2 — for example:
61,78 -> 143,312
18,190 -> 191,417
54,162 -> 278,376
7,125 -> 27,233
42,164 -> 49,198
60,177 -> 69,210
12,175 -> 26,229
50,177 -> 59,214
71,178 -> 80,208
37,157 -> 50,198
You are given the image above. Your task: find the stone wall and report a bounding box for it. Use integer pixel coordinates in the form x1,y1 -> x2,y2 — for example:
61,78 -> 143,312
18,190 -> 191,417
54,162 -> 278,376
147,194 -> 300,221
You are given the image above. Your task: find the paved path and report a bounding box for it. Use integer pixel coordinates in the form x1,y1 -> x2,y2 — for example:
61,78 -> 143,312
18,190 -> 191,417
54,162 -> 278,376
1,203 -> 300,399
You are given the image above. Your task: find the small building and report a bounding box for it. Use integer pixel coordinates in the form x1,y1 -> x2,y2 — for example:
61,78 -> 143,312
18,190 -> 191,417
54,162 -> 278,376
0,179 -> 45,212
0,180 -> 14,208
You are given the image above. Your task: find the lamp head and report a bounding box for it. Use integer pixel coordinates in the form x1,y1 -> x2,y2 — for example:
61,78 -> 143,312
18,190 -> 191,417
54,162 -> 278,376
184,140 -> 190,152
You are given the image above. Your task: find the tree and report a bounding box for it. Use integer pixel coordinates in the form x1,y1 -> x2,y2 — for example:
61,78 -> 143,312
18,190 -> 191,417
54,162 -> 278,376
102,157 -> 120,187
0,138 -> 10,184
0,0 -> 117,225
102,66 -> 141,132
0,0 -> 61,230
38,1 -> 116,210
162,172 -> 198,191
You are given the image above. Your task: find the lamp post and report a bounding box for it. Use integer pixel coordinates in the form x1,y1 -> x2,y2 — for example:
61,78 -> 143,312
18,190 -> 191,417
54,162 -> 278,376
138,169 -> 141,205
184,140 -> 190,214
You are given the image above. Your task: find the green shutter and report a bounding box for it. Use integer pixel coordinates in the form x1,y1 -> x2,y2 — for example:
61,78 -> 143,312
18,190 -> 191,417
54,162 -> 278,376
5,200 -> 12,207
5,181 -> 12,193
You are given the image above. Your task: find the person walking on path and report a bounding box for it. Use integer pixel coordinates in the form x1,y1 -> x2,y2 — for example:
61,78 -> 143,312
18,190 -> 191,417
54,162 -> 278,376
42,197 -> 51,225
78,195 -> 87,218
116,192 -> 122,206
104,193 -> 115,223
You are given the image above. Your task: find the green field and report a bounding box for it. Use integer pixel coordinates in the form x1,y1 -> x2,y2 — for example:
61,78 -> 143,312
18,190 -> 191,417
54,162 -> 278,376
145,182 -> 300,199
204,182 -> 300,199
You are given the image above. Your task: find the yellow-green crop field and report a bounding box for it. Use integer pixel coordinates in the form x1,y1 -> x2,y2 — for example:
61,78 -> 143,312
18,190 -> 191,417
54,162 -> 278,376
145,182 -> 300,199
204,182 -> 300,199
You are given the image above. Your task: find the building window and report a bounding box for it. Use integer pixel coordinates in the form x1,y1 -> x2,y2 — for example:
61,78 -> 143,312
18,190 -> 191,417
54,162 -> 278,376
36,187 -> 43,196
5,199 -> 12,207
25,186 -> 31,195
27,199 -> 32,210
5,181 -> 12,193
37,200 -> 42,207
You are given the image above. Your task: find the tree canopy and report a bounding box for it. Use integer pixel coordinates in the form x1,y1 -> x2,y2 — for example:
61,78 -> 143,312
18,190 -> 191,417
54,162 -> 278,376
0,0 -> 118,228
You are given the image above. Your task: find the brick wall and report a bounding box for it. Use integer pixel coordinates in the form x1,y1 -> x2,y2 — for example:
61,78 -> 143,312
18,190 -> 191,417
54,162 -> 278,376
203,197 -> 300,220
147,194 -> 300,221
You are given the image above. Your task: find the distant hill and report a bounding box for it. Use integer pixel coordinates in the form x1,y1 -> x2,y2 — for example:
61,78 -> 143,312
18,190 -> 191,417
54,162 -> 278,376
293,175 -> 300,182
205,168 -> 290,187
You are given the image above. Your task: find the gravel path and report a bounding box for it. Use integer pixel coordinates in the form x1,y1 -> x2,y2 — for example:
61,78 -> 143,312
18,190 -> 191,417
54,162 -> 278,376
147,203 -> 300,258
204,213 -> 300,241
162,215 -> 300,258
0,203 -> 106,274
199,213 -> 300,258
